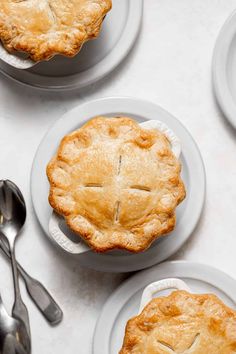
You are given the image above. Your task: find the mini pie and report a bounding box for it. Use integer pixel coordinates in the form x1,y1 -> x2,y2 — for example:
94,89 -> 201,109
0,0 -> 112,61
120,291 -> 236,353
47,117 -> 186,253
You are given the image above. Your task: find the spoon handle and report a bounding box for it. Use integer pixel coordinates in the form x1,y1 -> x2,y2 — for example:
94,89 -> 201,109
9,242 -> 31,341
22,275 -> 63,325
0,239 -> 63,325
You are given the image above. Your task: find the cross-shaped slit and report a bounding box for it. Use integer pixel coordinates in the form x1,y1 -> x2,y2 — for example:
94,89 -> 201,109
117,155 -> 122,175
157,333 -> 200,353
186,333 -> 200,351
113,155 -> 123,224
130,185 -> 151,192
84,183 -> 103,188
157,341 -> 175,352
114,201 -> 121,223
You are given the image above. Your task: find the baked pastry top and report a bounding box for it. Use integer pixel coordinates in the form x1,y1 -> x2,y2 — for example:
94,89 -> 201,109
120,291 -> 236,353
0,0 -> 112,61
47,117 -> 185,253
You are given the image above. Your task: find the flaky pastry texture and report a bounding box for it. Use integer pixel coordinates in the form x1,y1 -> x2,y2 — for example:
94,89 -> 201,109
0,0 -> 112,61
120,291 -> 236,354
47,117 -> 185,253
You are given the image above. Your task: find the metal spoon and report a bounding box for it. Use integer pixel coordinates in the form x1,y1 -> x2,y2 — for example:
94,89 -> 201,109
0,180 -> 31,347
0,292 -> 30,354
0,179 -> 63,324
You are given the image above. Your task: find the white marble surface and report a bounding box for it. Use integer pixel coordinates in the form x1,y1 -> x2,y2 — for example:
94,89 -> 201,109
1,1 -> 236,353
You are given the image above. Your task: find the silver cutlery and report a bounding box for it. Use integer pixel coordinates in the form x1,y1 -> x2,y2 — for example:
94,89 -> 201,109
0,291 -> 30,354
0,237 -> 63,325
0,179 -> 31,350
0,179 -> 64,352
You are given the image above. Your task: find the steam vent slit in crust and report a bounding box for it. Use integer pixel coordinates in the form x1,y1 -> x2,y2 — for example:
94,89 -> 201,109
47,117 -> 186,253
119,291 -> 236,353
0,0 -> 112,61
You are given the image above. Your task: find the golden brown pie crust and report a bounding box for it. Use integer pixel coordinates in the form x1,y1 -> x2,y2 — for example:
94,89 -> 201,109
0,0 -> 112,61
47,117 -> 186,253
120,291 -> 236,354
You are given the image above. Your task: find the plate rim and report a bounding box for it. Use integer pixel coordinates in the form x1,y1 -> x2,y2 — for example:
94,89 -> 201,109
0,0 -> 143,91
93,260 -> 236,354
213,9 -> 236,129
31,96 -> 206,273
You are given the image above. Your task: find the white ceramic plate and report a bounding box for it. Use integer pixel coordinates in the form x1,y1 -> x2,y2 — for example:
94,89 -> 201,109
31,97 -> 206,273
93,261 -> 236,354
213,9 -> 236,128
0,0 -> 142,91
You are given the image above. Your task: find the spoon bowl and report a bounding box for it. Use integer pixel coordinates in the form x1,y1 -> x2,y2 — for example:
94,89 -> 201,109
0,293 -> 30,354
0,180 -> 26,242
